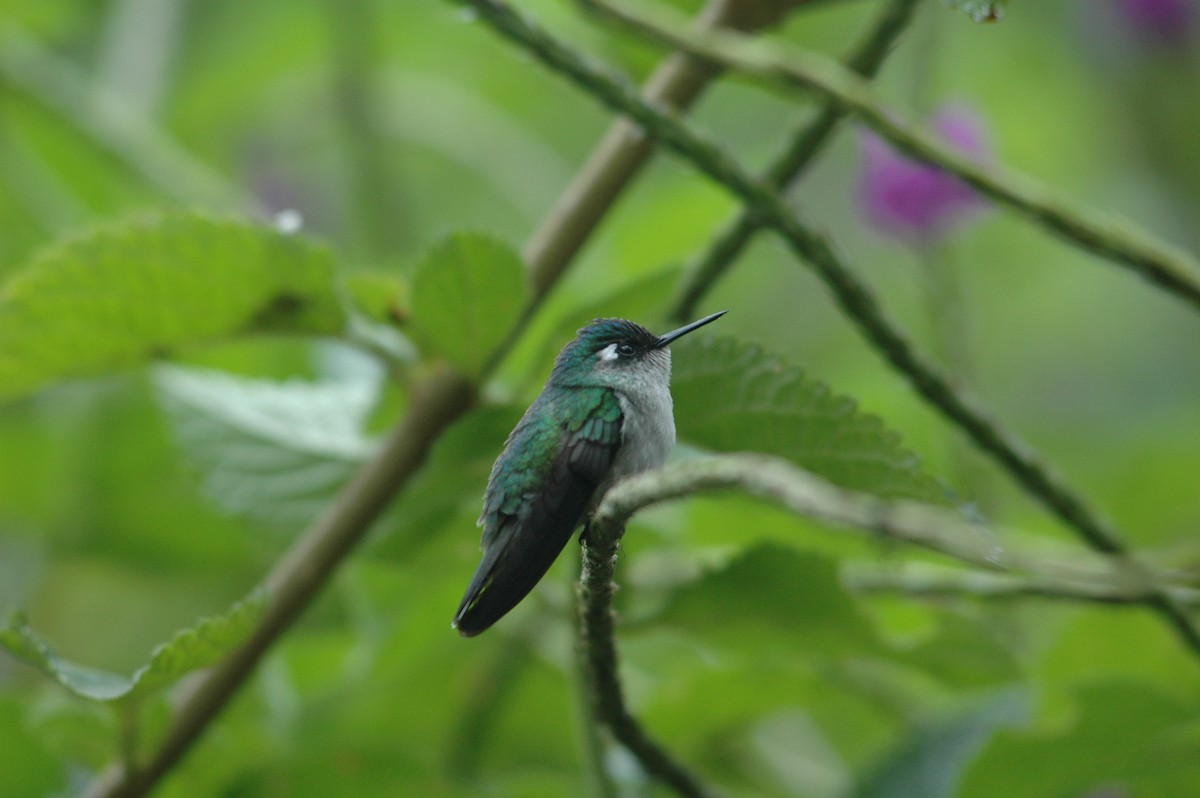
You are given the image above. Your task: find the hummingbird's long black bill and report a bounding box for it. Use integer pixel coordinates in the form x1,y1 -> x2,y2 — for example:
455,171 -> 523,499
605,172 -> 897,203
654,310 -> 728,348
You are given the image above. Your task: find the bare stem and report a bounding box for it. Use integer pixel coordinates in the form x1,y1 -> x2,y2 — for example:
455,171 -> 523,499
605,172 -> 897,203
580,526 -> 721,798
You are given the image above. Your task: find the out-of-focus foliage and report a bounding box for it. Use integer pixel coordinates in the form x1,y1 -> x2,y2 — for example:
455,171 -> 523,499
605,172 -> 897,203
0,590 -> 265,702
2,1 -> 1199,797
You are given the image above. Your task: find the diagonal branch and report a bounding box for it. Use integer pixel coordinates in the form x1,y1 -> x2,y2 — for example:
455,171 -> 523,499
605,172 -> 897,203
670,0 -> 923,322
588,0 -> 1200,316
456,0 -> 1200,658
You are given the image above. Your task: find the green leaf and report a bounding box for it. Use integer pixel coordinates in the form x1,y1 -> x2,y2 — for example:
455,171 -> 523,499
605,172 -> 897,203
342,271 -> 409,326
942,0 -> 1007,22
0,213 -> 345,401
156,364 -> 380,525
409,232 -> 529,377
672,337 -> 946,503
0,590 -> 267,703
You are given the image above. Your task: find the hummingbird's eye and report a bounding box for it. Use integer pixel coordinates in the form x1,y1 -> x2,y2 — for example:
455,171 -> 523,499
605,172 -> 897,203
616,342 -> 637,357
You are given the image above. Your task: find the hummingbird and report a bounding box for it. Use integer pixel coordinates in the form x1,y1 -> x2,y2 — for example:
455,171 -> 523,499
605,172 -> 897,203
452,311 -> 727,637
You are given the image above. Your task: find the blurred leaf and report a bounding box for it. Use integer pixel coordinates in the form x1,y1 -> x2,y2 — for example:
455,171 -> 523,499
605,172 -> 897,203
409,232 -> 528,377
854,691 -> 1026,798
958,682 -> 1200,798
0,696 -> 62,796
156,364 -> 380,525
673,337 -> 946,503
942,0 -> 1006,23
343,271 -> 409,326
0,590 -> 266,703
0,213 -> 345,401
651,543 -> 879,659
745,710 -> 852,798
0,613 -> 128,701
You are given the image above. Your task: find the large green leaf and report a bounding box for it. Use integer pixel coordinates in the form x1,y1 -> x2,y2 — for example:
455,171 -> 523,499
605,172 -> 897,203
409,232 -> 528,377
0,590 -> 266,703
156,364 -> 380,525
0,213 -> 345,401
672,337 -> 946,503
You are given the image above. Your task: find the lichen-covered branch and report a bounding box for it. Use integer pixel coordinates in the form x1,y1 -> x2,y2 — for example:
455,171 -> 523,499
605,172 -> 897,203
580,527 -> 720,798
590,0 -> 1200,316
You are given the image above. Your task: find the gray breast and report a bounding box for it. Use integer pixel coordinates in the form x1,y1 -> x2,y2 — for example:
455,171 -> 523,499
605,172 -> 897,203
612,383 -> 675,478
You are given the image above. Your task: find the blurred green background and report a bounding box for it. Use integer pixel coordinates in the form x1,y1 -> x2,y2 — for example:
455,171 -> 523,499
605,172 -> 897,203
2,0 -> 1200,795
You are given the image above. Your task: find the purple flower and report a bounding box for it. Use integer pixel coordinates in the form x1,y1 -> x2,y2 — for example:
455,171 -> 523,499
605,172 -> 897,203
858,104 -> 991,244
1113,0 -> 1196,46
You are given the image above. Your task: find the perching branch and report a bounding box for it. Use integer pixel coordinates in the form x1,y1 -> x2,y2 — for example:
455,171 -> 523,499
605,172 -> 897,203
578,455 -> 1197,795
454,0 -> 1200,658
670,0 -> 923,321
589,0 -> 1200,316
580,525 -> 720,798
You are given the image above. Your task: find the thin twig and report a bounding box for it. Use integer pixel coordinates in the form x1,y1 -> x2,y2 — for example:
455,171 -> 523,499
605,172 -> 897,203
580,526 -> 720,798
669,0 -> 923,321
844,563 -> 1200,607
590,0 -> 1200,316
456,0 -> 1200,658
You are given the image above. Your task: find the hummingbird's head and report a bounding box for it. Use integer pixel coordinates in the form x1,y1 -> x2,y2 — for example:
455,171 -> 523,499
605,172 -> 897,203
548,312 -> 727,390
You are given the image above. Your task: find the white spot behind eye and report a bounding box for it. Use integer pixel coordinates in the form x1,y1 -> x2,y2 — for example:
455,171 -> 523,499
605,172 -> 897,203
599,343 -> 620,362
